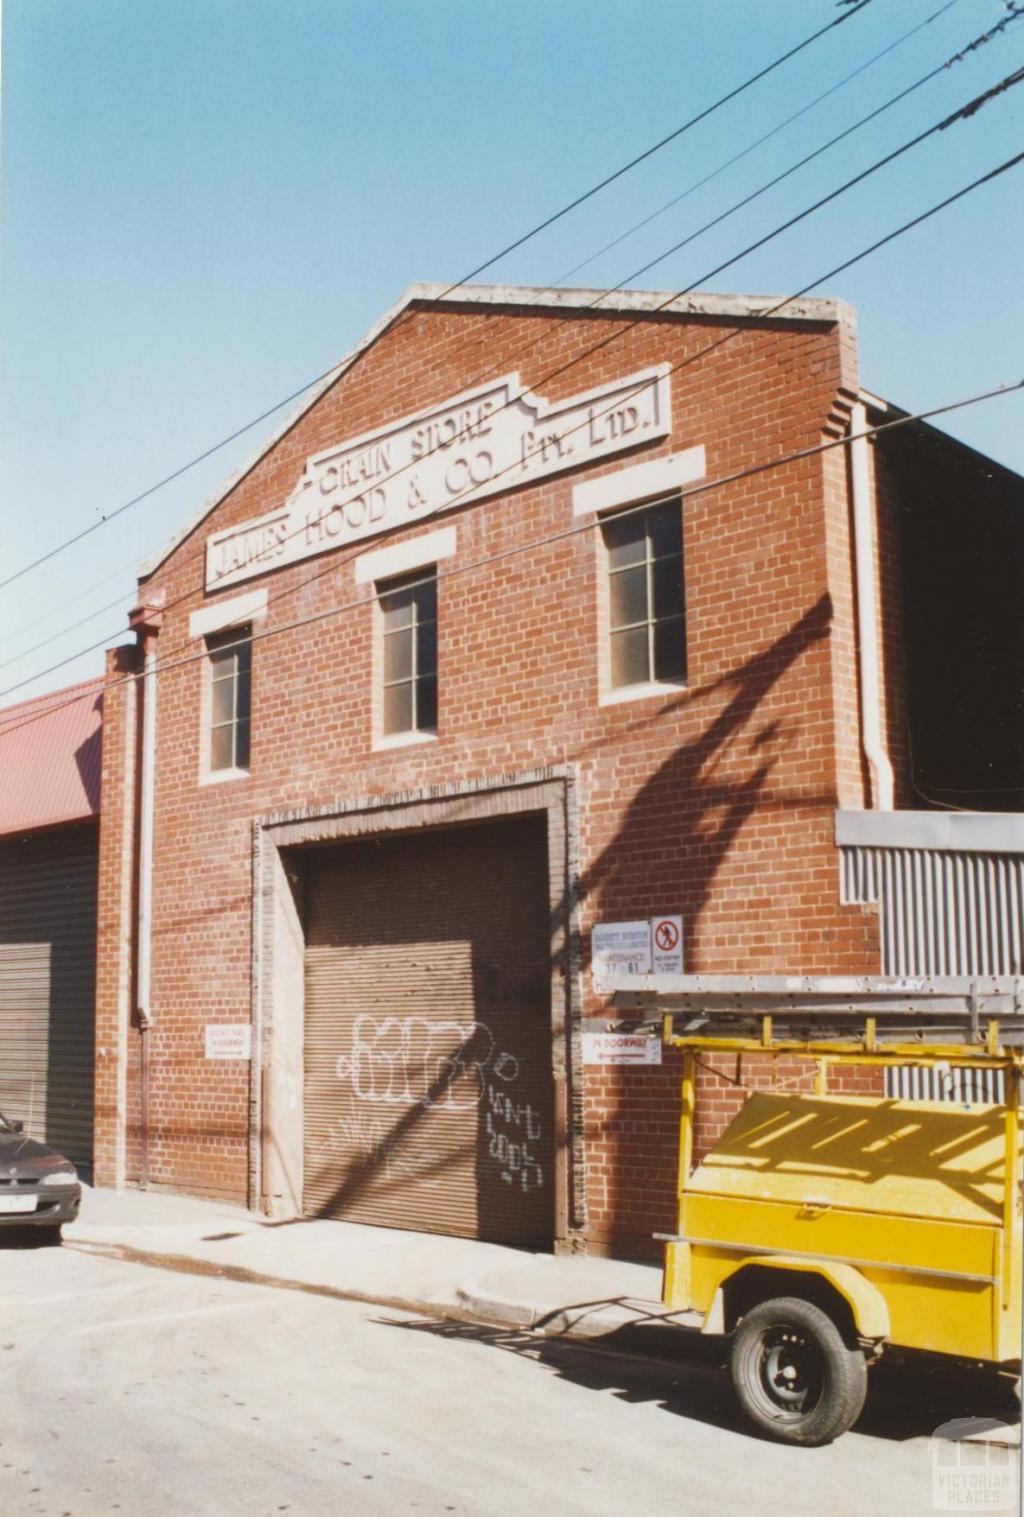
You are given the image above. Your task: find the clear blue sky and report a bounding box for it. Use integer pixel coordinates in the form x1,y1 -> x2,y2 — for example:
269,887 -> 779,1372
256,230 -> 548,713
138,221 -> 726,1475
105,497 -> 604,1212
2,0 -> 1022,701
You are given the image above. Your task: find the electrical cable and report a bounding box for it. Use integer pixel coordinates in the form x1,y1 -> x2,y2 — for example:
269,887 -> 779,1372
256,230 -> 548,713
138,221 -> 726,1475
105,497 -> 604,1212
6,60 -> 1024,701
5,128 -> 1023,713
439,4 -> 1024,407
1,364 -> 1019,733
43,42 -> 1024,668
0,0 -> 877,596
550,0 -> 966,288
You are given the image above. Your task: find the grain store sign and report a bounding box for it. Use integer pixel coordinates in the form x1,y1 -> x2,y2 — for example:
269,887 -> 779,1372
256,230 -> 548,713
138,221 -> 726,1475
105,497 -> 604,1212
205,366 -> 671,590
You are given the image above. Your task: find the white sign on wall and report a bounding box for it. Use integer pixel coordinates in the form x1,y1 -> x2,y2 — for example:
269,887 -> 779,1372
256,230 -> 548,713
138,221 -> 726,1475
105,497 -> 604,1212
205,366 -> 671,590
204,1024 -> 252,1061
582,1032 -> 663,1066
591,921 -> 652,988
592,914 -> 684,990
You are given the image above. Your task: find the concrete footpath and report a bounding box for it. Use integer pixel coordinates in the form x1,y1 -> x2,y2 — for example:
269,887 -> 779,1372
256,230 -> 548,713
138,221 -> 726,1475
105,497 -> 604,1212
65,1183 -> 673,1343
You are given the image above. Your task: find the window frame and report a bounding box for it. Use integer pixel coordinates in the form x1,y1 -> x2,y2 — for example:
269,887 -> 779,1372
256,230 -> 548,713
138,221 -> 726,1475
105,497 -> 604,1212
373,568 -> 439,749
598,494 -> 687,705
203,623 -> 253,781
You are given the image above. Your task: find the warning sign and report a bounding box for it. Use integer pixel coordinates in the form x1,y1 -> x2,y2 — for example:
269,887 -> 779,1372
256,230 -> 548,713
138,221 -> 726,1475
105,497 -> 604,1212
651,914 -> 684,975
592,913 -> 684,989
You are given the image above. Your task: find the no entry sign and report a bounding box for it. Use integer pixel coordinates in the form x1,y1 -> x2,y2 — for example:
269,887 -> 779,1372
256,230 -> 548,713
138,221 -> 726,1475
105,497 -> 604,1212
651,914 -> 684,975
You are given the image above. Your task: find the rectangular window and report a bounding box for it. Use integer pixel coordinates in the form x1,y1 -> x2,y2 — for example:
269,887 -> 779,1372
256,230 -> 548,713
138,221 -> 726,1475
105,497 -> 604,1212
207,625 -> 252,772
603,498 -> 686,690
380,571 -> 437,736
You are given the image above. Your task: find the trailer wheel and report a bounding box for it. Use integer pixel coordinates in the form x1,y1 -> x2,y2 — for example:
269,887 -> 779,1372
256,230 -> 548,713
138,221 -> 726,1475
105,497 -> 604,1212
730,1296 -> 868,1446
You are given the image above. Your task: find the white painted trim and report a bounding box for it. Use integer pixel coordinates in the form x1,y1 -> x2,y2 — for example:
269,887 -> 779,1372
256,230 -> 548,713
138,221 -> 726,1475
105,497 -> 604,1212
573,447 -> 706,517
138,283 -> 847,582
355,527 -> 457,585
835,809 -> 1024,855
189,589 -> 268,640
372,729 -> 438,752
200,766 -> 252,787
599,680 -> 688,708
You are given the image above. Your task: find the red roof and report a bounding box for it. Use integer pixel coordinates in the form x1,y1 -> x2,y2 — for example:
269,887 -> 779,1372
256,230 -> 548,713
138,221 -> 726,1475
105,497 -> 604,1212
0,677 -> 104,835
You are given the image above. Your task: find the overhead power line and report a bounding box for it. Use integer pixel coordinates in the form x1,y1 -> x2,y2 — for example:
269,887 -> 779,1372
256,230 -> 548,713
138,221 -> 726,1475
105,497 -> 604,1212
12,0 -> 1009,683
1,364 -> 1020,733
0,0 -> 876,595
552,0 -> 965,287
5,97 -> 1024,707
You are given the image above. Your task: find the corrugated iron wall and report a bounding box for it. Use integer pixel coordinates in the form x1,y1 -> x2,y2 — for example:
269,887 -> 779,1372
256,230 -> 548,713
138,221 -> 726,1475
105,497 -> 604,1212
840,844 -> 1024,978
884,1063 -> 1003,1104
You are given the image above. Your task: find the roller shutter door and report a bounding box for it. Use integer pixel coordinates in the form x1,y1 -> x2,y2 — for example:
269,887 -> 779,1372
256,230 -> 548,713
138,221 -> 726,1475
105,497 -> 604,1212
0,824 -> 97,1168
303,815 -> 554,1245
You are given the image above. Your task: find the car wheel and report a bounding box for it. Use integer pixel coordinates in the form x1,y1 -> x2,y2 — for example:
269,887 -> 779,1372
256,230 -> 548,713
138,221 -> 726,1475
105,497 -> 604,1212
730,1295 -> 868,1446
39,1225 -> 63,1247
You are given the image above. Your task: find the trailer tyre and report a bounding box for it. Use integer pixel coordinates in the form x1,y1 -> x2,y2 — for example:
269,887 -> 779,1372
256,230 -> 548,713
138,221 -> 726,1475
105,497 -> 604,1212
730,1296 -> 868,1446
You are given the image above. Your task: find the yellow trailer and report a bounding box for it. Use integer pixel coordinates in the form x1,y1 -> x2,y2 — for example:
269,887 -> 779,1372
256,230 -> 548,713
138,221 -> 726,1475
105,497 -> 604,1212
635,985 -> 1024,1446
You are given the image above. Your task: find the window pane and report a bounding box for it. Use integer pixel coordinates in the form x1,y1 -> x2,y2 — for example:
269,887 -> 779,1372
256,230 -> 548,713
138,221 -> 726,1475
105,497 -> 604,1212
417,675 -> 438,732
211,675 -> 235,726
381,588 -> 414,631
235,665 -> 251,724
416,617 -> 437,678
648,501 -> 682,560
603,512 -> 646,569
384,681 -> 414,735
610,626 -> 650,688
609,564 -> 648,631
652,554 -> 683,621
234,718 -> 251,771
653,617 -> 687,683
384,627 -> 413,683
413,577 -> 437,623
210,723 -> 234,771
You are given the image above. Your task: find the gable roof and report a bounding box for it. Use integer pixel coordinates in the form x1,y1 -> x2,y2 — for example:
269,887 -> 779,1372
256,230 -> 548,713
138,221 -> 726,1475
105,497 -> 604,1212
0,677 -> 103,835
137,282 -> 850,582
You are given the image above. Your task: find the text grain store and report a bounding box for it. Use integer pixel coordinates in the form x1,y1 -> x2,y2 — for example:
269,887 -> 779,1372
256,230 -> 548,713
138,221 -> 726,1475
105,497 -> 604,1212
93,283 -> 1017,1257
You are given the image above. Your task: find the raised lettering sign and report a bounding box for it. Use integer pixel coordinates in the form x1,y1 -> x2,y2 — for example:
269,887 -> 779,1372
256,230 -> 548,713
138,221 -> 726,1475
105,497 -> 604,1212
205,366 -> 671,590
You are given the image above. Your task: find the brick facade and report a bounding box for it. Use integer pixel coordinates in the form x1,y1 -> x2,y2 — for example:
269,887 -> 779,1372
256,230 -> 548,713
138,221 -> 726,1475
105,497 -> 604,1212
95,286 -> 909,1254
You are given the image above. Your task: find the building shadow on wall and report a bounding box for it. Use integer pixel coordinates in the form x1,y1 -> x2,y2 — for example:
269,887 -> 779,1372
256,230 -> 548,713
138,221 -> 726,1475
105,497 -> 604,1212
260,595 -> 835,1244
574,592 -> 835,957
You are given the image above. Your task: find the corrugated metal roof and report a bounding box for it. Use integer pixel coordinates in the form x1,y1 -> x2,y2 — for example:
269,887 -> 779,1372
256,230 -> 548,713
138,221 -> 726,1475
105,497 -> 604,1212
0,678 -> 104,835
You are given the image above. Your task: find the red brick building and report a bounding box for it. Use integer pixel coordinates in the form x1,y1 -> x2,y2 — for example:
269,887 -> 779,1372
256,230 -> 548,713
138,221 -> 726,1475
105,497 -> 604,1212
90,284 -> 1023,1256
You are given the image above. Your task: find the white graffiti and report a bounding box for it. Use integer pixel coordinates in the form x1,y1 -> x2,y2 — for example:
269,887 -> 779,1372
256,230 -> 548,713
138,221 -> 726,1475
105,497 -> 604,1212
335,1015 -> 520,1110
328,1110 -> 441,1188
484,1083 -> 545,1192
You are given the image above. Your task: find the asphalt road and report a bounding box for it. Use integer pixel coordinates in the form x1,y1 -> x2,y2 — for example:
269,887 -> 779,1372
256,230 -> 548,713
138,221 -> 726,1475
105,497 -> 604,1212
0,1235 -> 1016,1517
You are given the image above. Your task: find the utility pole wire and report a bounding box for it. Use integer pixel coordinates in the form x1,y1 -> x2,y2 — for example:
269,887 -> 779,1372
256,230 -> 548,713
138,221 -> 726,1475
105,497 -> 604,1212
1,367 -> 1019,731
0,1 -> 877,594
5,119 -> 1024,707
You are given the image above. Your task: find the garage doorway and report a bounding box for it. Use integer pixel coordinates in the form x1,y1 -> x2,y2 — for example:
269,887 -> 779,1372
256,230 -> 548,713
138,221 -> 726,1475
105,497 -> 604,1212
301,814 -> 554,1247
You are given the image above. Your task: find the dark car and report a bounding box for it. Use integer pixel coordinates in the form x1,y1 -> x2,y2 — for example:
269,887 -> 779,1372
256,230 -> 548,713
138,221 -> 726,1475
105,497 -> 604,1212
0,1112 -> 81,1238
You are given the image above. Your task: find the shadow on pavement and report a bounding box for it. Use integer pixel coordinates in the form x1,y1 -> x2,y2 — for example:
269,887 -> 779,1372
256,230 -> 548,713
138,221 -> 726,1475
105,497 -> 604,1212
377,1315 -> 1021,1445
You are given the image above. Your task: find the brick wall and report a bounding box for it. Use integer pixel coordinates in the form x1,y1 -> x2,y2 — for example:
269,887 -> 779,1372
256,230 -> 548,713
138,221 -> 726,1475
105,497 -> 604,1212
96,294 -> 887,1245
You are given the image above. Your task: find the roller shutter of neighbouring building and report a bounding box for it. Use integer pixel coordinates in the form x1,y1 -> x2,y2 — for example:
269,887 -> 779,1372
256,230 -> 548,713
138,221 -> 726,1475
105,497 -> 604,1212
302,814 -> 554,1246
0,824 -> 98,1168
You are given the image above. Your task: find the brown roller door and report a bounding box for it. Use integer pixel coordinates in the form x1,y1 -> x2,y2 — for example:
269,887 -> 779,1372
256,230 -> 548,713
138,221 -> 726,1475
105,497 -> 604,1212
303,814 -> 554,1246
0,823 -> 97,1168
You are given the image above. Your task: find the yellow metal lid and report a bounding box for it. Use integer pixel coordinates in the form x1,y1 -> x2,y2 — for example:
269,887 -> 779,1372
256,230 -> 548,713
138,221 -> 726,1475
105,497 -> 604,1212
691,1092 -> 1011,1225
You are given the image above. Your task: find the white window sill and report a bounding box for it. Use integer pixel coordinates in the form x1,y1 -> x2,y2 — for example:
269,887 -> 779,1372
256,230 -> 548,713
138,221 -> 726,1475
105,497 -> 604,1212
200,766 -> 252,786
372,729 -> 438,752
599,681 -> 688,708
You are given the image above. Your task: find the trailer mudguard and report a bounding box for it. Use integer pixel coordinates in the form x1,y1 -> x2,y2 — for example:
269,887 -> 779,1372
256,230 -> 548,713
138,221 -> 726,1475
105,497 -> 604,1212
702,1255 -> 891,1340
